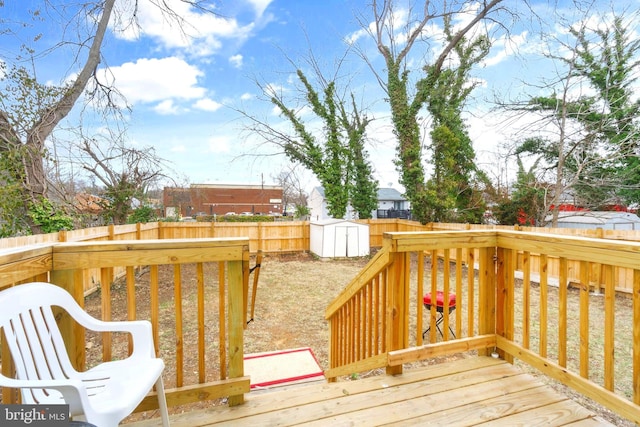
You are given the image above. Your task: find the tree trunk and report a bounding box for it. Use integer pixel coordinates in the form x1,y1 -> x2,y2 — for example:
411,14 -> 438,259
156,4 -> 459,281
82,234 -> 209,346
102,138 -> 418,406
18,0 -> 115,234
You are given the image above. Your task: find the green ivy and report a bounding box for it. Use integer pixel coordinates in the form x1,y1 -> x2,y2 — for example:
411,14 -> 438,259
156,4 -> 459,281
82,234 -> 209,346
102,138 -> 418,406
28,198 -> 74,233
270,70 -> 377,219
0,146 -> 31,236
127,206 -> 157,224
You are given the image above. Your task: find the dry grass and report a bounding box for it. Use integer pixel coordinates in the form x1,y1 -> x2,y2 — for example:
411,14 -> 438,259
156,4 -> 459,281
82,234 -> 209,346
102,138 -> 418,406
83,252 -> 634,426
243,253 -> 371,368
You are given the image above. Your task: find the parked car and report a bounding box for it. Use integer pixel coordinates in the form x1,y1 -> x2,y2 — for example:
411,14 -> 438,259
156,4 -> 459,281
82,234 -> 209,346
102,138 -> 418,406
239,212 -> 253,216
224,212 -> 237,216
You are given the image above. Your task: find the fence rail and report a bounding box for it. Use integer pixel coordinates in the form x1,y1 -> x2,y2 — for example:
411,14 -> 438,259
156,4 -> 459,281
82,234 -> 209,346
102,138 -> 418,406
4,220 -> 640,295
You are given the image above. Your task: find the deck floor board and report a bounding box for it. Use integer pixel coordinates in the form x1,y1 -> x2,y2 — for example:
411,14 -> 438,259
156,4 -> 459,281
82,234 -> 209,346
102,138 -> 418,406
126,357 -> 614,427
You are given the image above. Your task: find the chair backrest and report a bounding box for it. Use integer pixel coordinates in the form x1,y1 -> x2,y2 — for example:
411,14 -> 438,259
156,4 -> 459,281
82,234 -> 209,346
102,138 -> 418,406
0,283 -> 80,404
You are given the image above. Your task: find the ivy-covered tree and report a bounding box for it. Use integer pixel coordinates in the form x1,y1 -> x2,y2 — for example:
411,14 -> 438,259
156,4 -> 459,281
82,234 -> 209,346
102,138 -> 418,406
570,15 -> 640,206
421,17 -> 491,223
341,94 -> 379,219
249,69 -> 378,219
0,64 -> 72,235
366,0 -> 503,224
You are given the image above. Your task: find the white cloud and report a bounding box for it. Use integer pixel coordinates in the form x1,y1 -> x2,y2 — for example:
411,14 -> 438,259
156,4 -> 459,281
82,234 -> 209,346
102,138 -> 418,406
101,57 -> 205,105
246,0 -> 274,17
171,144 -> 187,152
229,54 -> 243,68
193,98 -> 223,112
112,0 -> 266,58
345,27 -> 370,45
207,135 -> 231,153
240,92 -> 253,101
484,30 -> 529,67
154,99 -> 180,115
270,105 -> 282,116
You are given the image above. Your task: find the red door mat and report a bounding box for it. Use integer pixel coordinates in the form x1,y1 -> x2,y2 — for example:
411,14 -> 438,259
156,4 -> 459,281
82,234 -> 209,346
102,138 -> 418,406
243,347 -> 325,389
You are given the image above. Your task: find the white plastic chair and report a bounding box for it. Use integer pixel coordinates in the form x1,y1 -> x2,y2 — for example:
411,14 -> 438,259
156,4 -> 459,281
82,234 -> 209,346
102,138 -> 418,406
0,282 -> 170,426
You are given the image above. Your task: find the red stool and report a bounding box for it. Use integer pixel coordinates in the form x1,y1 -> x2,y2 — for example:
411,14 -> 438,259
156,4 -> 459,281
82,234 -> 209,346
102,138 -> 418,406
423,291 -> 456,339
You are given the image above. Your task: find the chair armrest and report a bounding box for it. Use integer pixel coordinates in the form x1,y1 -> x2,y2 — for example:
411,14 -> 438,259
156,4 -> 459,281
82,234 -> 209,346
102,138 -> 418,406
73,312 -> 157,359
52,284 -> 159,359
0,374 -> 88,415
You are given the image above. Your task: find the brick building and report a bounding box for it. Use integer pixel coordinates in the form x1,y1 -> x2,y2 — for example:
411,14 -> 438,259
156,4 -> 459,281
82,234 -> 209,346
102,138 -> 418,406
163,184 -> 283,218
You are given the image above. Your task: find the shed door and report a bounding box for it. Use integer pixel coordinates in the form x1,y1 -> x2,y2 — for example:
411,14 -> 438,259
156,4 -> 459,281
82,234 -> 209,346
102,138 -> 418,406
334,226 -> 359,257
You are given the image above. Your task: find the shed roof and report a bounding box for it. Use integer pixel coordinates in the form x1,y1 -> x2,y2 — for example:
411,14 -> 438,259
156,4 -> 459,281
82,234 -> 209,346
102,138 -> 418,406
548,211 -> 640,225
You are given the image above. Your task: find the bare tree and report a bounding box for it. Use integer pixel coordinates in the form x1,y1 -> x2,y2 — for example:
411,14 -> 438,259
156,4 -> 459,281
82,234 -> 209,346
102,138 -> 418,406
65,128 -> 170,224
0,1 -> 216,234
272,165 -> 309,217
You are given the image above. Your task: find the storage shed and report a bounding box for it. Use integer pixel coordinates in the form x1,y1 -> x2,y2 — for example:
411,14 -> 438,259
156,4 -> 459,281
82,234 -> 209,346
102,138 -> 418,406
310,220 -> 370,258
545,211 -> 640,230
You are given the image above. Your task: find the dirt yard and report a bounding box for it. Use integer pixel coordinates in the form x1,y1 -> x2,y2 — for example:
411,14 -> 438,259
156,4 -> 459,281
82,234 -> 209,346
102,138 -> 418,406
82,252 -> 633,426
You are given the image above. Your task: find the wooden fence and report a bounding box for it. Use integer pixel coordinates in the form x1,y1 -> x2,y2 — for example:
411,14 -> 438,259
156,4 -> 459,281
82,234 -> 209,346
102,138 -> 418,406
5,220 -> 640,253
0,220 -> 425,253
3,219 -> 640,295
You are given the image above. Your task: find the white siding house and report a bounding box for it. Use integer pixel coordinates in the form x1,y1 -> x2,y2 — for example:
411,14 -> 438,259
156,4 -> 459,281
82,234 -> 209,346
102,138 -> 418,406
308,187 -> 331,221
374,188 -> 410,219
308,187 -> 409,221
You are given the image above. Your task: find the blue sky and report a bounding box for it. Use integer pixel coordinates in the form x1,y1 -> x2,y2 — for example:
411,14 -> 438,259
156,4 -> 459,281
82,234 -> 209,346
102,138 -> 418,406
2,0 -> 639,193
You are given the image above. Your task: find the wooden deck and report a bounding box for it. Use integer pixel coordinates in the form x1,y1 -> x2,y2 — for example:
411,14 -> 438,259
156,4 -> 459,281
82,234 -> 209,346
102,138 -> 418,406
127,356 -> 613,426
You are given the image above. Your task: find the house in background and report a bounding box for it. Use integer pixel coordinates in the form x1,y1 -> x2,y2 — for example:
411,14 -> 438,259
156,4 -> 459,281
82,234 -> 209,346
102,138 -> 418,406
308,187 -> 410,221
308,187 -> 331,221
375,187 -> 411,219
163,184 -> 283,218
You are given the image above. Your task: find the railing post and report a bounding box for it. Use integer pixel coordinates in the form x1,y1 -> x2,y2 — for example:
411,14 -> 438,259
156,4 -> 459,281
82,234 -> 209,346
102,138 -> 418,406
478,246 -> 496,357
227,258 -> 245,406
242,257 -> 249,326
386,251 -> 407,376
496,247 -> 514,363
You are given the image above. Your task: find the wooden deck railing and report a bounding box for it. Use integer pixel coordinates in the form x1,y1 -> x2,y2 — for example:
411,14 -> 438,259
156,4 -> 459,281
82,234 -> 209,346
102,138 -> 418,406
325,230 -> 640,424
0,238 -> 252,411
3,228 -> 640,423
